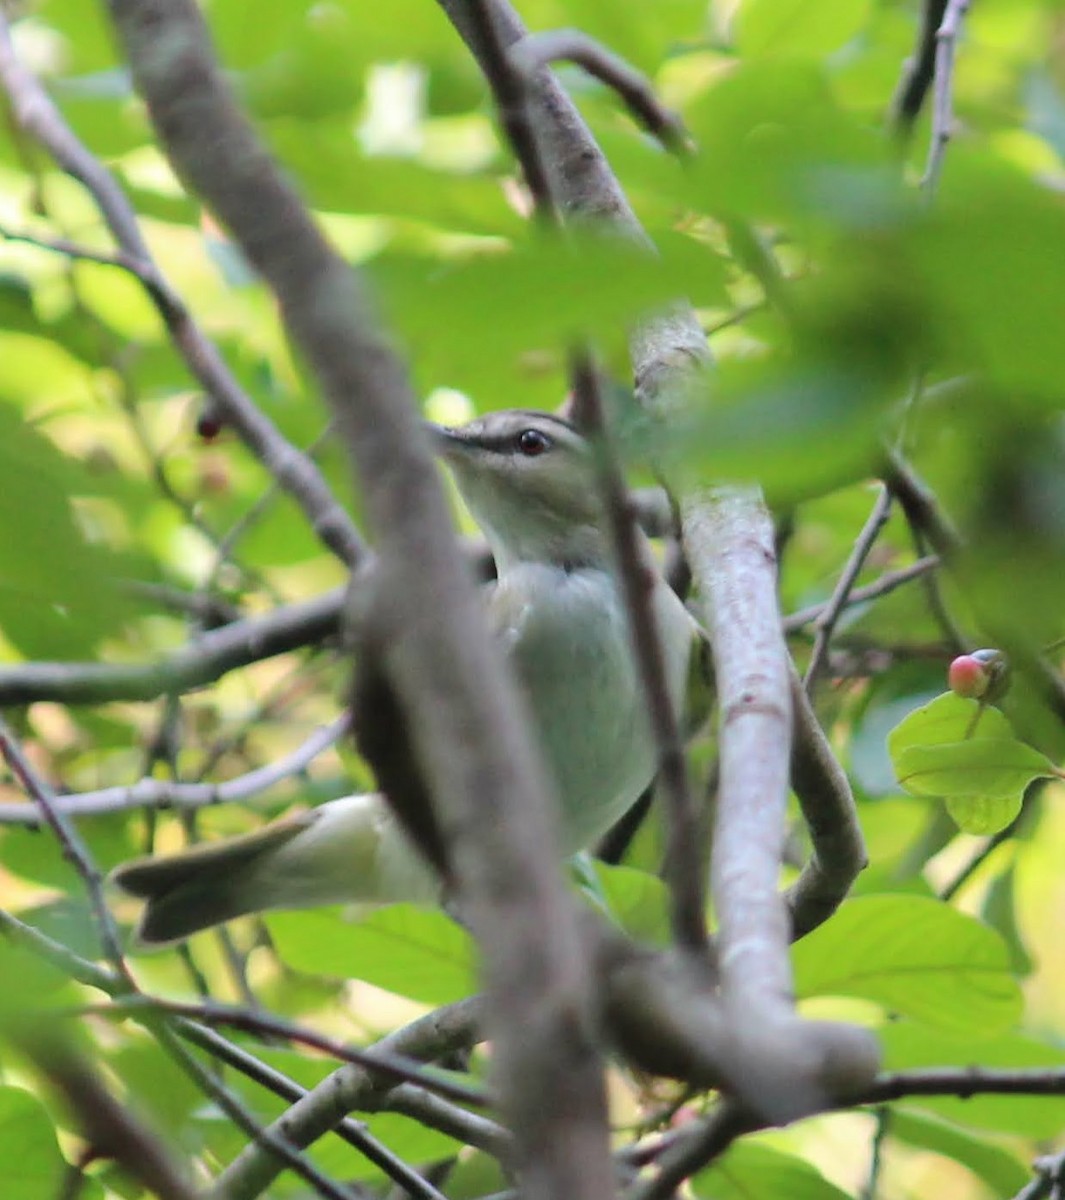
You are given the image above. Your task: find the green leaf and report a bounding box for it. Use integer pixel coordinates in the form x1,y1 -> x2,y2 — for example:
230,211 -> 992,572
889,1109 -> 1029,1196
944,792 -> 1023,836
0,400 -> 131,659
593,862 -> 671,946
880,1023 -> 1065,1137
894,739 -> 1054,800
682,61 -> 883,222
692,1139 -> 851,1200
0,1087 -> 69,1199
266,905 -> 477,1004
887,693 -> 1056,833
912,156 -> 1065,399
736,0 -> 874,59
887,692 -> 1015,748
793,895 -> 1023,1034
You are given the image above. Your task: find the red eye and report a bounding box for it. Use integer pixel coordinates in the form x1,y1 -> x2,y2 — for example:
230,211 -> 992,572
516,429 -> 551,456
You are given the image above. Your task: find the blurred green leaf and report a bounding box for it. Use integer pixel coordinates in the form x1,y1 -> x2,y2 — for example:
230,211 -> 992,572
593,862 -> 671,946
735,0 -> 874,59
692,1139 -> 851,1200
682,61 -> 884,221
793,895 -> 1023,1033
266,905 -> 477,1004
889,1108 -> 1029,1196
0,1087 -> 71,1200
880,1023 -> 1065,1137
0,401 -> 132,659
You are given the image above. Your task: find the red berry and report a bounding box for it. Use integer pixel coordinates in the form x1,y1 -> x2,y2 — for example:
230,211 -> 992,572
948,655 -> 988,699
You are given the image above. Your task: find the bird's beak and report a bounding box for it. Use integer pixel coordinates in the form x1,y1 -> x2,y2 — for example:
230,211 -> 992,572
424,421 -> 467,461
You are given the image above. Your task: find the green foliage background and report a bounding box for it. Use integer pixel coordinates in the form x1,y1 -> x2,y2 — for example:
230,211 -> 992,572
1,0 -> 1065,1196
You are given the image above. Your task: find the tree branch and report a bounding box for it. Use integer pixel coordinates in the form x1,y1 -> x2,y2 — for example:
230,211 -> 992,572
508,30 -> 689,154
438,0 -> 879,1122
782,555 -> 940,633
0,906 -> 480,1193
209,999 -> 482,1200
890,0 -> 950,137
82,994 -> 489,1110
0,587 -> 344,705
105,7 -> 614,1200
0,718 -> 132,982
803,486 -> 893,692
0,14 -> 363,569
785,666 -> 869,939
920,0 -> 972,196
570,357 -> 708,953
16,1034 -> 197,1200
0,713 -> 349,826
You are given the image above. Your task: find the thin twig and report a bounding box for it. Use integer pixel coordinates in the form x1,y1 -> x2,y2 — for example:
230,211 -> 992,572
79,994 -> 490,1109
804,486 -> 894,692
461,2 -> 559,223
862,1107 -> 891,1200
0,713 -> 349,826
0,223 -> 147,271
920,0 -> 971,196
18,1035 -> 197,1200
571,356 -> 708,952
0,717 -> 132,982
1010,1149 -> 1065,1200
624,1101 -> 750,1200
0,908 -> 484,1188
153,1022 -> 368,1200
939,787 -> 1036,901
207,1000 -> 483,1200
782,556 -> 939,633
890,0 -> 950,137
785,666 -> 868,940
509,30 -> 689,154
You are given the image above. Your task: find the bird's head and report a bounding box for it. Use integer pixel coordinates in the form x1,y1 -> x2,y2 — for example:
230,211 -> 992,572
430,410 -> 606,571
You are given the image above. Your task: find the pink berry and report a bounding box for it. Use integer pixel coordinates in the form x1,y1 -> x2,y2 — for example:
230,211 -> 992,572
948,655 -> 988,699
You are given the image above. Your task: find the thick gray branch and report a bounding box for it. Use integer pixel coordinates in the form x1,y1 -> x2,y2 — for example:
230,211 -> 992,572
0,588 -> 345,705
105,6 -> 611,1200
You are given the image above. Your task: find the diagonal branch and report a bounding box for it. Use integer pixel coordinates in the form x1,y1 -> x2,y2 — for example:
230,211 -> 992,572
0,14 -> 363,568
0,717 -> 132,982
0,713 -> 349,826
104,6 -> 614,1200
508,30 -> 689,154
803,486 -> 894,692
890,0 -> 950,137
440,0 -> 881,1127
570,358 -> 709,952
0,587 -> 345,705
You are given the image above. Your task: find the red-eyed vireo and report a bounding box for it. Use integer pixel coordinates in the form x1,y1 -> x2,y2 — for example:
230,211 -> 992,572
112,410 -> 700,944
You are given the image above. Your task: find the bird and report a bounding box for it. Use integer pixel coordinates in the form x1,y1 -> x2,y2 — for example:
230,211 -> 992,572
111,409 -> 701,944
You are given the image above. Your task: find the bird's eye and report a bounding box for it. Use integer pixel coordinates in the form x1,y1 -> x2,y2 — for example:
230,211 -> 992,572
516,428 -> 551,456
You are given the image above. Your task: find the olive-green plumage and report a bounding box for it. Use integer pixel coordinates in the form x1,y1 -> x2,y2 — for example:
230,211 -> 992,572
111,410 -> 700,944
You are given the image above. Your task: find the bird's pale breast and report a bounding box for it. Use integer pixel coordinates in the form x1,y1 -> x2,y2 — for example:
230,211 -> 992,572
494,563 -> 691,852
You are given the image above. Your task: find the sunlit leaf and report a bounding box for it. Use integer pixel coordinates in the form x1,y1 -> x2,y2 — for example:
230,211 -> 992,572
793,895 -> 1023,1033
692,1139 -> 851,1200
267,905 -> 477,1004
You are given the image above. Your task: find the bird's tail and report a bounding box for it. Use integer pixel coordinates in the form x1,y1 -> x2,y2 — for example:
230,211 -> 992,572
110,815 -> 310,946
